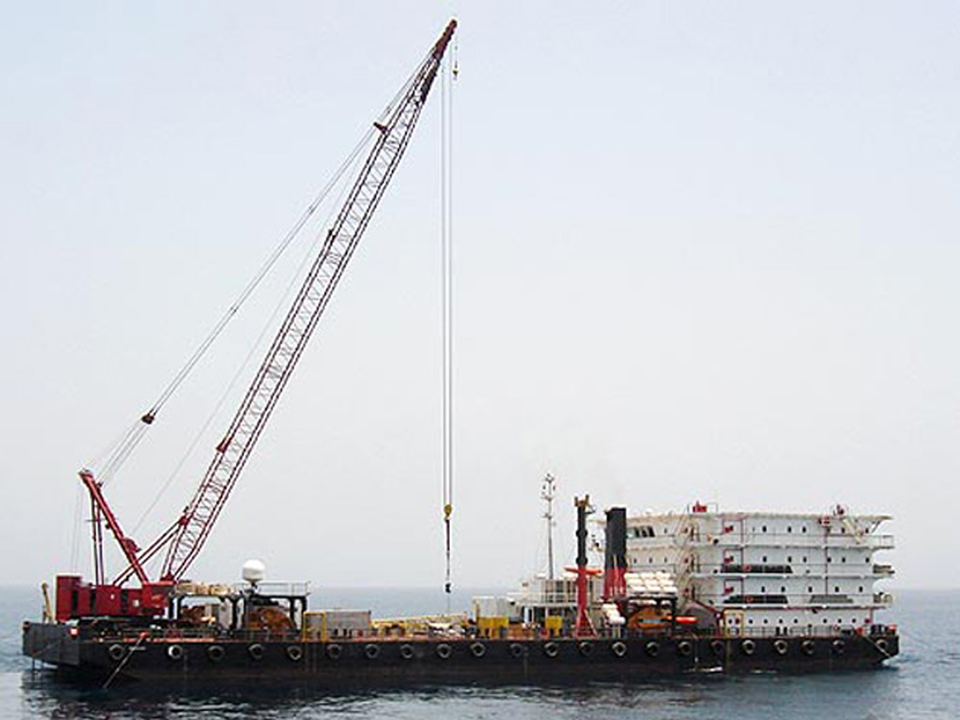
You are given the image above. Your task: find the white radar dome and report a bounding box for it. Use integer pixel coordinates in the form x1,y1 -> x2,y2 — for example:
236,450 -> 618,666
242,559 -> 266,585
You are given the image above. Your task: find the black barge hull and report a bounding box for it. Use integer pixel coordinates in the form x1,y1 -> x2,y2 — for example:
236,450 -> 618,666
24,623 -> 898,685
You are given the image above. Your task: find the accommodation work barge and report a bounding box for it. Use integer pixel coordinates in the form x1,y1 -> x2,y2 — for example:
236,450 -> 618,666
21,20 -> 897,686
24,501 -> 899,685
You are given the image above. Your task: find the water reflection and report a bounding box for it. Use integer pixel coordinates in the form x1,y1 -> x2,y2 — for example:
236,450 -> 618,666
18,670 -> 907,720
19,671 -> 739,720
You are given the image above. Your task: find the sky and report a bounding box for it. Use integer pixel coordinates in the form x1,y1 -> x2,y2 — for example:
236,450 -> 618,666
1,2 -> 958,598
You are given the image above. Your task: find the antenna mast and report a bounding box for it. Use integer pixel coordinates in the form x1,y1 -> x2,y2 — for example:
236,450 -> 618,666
541,473 -> 557,580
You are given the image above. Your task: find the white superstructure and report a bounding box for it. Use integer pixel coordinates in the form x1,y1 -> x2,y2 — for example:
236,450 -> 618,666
623,503 -> 894,637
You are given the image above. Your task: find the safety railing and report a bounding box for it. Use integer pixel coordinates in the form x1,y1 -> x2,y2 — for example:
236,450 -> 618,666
688,561 -> 895,577
674,533 -> 895,549
694,590 -> 893,607
723,624 -> 897,639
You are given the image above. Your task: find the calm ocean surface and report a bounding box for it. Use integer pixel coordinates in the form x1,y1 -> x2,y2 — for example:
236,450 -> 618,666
2,586 -> 956,719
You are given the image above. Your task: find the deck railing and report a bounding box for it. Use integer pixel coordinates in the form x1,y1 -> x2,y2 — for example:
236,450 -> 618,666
685,561 -> 895,578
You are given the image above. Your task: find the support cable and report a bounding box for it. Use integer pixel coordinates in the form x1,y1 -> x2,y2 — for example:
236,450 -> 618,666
91,58 -> 428,488
92,122 -> 383,487
130,162 -> 360,537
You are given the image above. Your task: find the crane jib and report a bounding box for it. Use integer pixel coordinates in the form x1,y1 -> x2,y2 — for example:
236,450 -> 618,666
155,20 -> 457,582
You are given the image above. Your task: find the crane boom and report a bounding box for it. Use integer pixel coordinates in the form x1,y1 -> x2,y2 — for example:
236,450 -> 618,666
159,20 -> 457,581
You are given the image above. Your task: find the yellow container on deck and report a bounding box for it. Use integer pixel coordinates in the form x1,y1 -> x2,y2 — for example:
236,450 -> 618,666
477,616 -> 509,638
544,615 -> 563,636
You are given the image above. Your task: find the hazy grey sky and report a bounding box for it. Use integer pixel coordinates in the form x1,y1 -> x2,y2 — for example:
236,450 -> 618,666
2,2 -> 958,595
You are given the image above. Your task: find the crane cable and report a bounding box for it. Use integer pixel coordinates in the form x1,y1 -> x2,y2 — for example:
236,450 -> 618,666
92,132 -> 372,486
130,161 -> 362,536
441,38 -> 458,598
88,64 -> 425,487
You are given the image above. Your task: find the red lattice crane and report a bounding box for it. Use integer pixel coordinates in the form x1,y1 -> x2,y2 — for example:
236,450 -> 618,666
58,21 -> 457,621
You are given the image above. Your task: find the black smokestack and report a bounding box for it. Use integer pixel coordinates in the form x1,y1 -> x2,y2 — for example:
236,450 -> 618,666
605,508 -> 627,570
604,507 -> 627,599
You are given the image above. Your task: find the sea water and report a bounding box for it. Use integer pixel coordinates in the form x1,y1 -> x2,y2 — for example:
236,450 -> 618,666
1,586 -> 956,719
